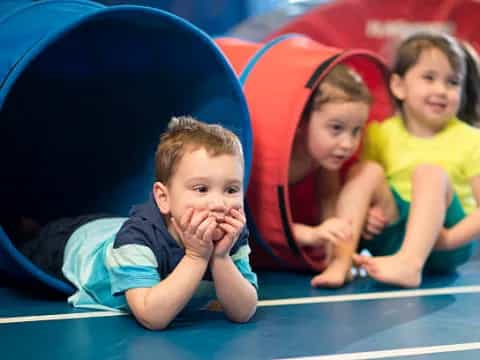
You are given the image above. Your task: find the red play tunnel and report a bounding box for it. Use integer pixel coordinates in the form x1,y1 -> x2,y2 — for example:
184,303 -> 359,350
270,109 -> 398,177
217,35 -> 393,272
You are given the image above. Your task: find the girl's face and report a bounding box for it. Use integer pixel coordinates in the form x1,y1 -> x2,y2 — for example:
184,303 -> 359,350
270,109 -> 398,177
391,47 -> 463,136
305,99 -> 370,171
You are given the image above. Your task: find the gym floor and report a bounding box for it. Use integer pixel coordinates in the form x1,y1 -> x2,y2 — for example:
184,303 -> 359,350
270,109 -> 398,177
2,253 -> 480,360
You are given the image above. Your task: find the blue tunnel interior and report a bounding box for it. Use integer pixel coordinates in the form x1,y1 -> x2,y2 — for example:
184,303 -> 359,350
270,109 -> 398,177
0,2 -> 251,294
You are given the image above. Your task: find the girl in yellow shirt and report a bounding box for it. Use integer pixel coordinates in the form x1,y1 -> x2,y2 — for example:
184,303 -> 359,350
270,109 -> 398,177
350,32 -> 480,287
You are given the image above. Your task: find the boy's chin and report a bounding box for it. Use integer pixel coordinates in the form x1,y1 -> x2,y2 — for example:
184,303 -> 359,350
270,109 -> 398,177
212,227 -> 225,242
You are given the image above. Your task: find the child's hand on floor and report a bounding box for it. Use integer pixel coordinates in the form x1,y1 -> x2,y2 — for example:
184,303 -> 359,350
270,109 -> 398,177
434,228 -> 453,250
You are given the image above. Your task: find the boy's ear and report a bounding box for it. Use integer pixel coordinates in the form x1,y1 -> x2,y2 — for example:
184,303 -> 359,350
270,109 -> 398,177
389,73 -> 406,101
153,181 -> 170,215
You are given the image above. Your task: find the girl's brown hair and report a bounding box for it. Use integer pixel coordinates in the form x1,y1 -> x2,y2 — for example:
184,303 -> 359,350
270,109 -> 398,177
303,64 -> 372,119
458,41 -> 480,126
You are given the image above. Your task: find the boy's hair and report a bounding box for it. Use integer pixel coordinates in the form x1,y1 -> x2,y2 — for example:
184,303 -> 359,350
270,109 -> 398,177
155,116 -> 244,184
392,32 -> 480,125
304,64 -> 372,117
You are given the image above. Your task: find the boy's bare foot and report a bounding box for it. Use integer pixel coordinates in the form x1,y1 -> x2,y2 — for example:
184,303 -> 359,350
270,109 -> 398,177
353,253 -> 422,288
311,258 -> 352,288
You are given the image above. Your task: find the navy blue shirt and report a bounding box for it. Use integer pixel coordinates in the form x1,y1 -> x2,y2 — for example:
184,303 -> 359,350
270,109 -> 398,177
63,194 -> 257,311
114,194 -> 253,281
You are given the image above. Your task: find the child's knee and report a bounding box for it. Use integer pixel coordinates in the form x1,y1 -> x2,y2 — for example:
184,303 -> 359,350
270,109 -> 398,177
411,164 -> 451,186
348,160 -> 384,182
412,164 -> 447,179
412,164 -> 453,201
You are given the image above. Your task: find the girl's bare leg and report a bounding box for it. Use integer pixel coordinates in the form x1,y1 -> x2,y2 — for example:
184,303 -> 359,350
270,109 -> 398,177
312,161 -> 397,287
354,164 -> 453,288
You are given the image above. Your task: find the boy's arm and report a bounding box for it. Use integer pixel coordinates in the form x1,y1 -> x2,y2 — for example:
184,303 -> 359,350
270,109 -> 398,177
122,209 -> 215,330
209,211 -> 257,323
210,254 -> 257,323
126,254 -> 208,330
437,175 -> 480,249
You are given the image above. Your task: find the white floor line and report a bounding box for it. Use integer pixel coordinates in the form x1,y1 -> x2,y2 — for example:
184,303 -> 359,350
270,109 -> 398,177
2,285 -> 480,324
257,285 -> 480,307
275,342 -> 480,360
0,310 -> 127,324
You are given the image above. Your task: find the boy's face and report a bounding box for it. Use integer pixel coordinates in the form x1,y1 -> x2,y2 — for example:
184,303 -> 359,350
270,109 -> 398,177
305,99 -> 369,171
154,147 -> 244,239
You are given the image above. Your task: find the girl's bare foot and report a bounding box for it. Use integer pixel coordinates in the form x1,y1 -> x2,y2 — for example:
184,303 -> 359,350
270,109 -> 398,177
353,253 -> 422,288
311,258 -> 352,288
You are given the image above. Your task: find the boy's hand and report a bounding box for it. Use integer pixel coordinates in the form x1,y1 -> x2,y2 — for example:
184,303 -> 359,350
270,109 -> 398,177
171,208 -> 216,261
212,208 -> 246,258
362,205 -> 387,240
314,217 -> 352,245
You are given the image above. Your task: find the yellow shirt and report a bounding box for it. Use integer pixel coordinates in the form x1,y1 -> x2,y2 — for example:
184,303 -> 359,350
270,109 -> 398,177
362,116 -> 480,214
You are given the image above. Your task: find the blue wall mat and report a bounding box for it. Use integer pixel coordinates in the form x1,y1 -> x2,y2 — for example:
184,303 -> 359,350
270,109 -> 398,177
95,0 -> 250,36
93,0 -> 314,36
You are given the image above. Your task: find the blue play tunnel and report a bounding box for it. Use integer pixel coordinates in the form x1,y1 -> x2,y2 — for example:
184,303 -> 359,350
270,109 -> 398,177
0,0 -> 251,294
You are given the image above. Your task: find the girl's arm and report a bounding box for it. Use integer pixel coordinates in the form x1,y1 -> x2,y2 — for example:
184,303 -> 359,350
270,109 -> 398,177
292,170 -> 350,246
437,175 -> 480,249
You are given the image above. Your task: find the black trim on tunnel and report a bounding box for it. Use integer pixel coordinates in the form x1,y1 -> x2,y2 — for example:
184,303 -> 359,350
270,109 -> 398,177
305,54 -> 341,89
277,186 -> 300,256
245,202 -> 290,267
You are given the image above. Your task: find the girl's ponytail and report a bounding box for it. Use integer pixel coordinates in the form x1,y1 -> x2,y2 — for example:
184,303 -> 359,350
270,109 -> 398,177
458,42 -> 480,126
